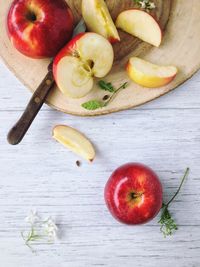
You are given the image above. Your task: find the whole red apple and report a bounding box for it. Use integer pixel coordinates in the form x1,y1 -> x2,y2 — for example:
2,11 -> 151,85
7,0 -> 74,58
104,163 -> 163,225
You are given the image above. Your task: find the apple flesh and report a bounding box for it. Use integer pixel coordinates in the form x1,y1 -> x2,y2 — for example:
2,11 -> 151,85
82,0 -> 120,44
127,57 -> 178,88
116,9 -> 162,47
53,32 -> 114,98
7,0 -> 74,58
53,125 -> 95,162
105,163 -> 163,225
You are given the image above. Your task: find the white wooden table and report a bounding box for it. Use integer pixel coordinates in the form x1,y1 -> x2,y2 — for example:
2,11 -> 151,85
0,60 -> 200,267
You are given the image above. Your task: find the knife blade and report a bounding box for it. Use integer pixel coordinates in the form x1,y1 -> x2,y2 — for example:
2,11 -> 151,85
7,19 -> 86,145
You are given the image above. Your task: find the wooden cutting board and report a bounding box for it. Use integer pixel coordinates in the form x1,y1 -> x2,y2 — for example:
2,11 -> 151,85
1,0 -> 200,116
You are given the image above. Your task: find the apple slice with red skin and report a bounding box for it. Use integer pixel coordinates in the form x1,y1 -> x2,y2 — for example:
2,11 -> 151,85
53,32 -> 114,99
7,0 -> 74,58
105,163 -> 163,225
127,57 -> 178,88
82,0 -> 120,44
116,9 -> 162,47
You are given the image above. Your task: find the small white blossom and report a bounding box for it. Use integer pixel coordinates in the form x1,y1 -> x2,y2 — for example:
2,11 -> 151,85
139,1 -> 146,8
149,2 -> 156,9
25,210 -> 40,225
43,217 -> 58,240
138,0 -> 156,10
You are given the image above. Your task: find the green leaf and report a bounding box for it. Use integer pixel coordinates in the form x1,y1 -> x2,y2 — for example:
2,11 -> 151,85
82,100 -> 104,110
98,80 -> 115,92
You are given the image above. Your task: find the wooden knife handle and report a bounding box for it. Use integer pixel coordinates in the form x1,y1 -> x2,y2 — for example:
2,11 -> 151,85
7,70 -> 55,145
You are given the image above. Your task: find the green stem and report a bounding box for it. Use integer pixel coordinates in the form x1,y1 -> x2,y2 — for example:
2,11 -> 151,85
158,168 -> 190,237
104,82 -> 128,107
166,168 -> 190,207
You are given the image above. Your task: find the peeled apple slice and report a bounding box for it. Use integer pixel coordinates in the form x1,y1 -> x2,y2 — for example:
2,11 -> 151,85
53,125 -> 95,162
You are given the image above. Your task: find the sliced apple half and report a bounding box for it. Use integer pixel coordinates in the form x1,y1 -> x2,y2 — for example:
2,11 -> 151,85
53,125 -> 95,162
53,32 -> 114,98
116,9 -> 162,47
126,57 -> 178,88
82,0 -> 120,43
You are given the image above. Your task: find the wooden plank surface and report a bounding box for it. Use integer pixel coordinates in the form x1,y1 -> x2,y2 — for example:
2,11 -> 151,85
0,60 -> 200,267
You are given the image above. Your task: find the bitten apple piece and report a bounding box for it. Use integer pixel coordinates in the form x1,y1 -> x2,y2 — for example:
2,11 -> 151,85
116,9 -> 162,47
82,0 -> 120,43
53,32 -> 114,98
126,57 -> 178,88
53,125 -> 95,162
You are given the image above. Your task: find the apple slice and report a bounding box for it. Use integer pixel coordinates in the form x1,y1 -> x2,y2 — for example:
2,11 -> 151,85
116,9 -> 162,47
82,0 -> 120,43
53,32 -> 114,98
53,125 -> 95,162
126,57 -> 178,88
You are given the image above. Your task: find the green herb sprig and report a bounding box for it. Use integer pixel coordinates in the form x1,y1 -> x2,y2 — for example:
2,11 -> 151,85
159,168 -> 190,237
82,81 -> 129,111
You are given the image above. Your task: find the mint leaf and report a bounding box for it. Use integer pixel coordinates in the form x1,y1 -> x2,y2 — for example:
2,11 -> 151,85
81,81 -> 129,110
98,80 -> 115,92
82,100 -> 104,110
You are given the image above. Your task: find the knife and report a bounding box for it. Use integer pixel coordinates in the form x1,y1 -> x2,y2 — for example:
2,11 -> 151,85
7,19 -> 86,145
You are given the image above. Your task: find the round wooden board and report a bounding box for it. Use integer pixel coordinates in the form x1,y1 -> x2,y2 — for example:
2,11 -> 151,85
0,0 -> 200,116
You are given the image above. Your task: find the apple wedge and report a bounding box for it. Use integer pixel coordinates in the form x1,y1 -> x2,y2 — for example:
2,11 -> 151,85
116,9 -> 162,47
53,32 -> 114,98
53,125 -> 95,162
82,0 -> 120,43
126,57 -> 178,88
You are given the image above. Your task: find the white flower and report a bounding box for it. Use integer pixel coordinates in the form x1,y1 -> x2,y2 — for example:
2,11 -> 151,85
25,210 -> 40,225
149,2 -> 156,9
138,0 -> 156,10
139,1 -> 146,8
43,217 -> 58,240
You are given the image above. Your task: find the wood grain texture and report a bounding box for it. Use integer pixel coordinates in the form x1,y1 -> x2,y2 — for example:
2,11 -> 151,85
2,0 -> 200,116
1,61 -> 200,267
0,0 -> 172,116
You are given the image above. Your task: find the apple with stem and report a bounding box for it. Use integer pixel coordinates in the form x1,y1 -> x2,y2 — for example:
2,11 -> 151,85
105,163 -> 163,225
82,0 -> 120,44
53,32 -> 114,98
116,9 -> 162,47
7,0 -> 74,58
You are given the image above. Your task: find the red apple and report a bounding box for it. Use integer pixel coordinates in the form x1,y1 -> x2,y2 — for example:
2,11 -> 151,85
104,163 -> 163,225
7,0 -> 74,58
53,32 -> 114,98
